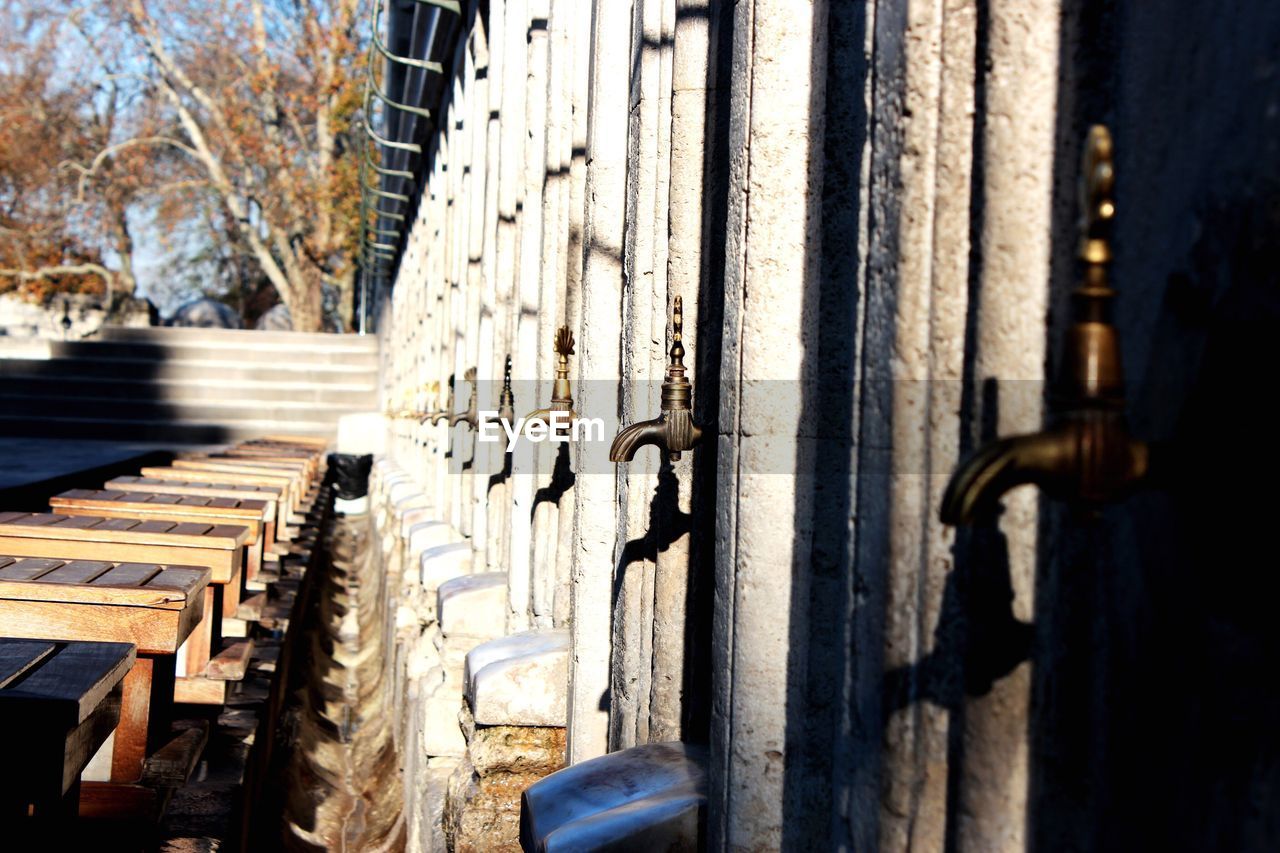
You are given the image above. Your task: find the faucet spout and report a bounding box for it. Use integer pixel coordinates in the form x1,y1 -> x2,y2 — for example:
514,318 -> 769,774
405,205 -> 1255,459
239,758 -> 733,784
609,418 -> 667,462
940,430 -> 1069,525
941,416 -> 1149,525
442,367 -> 479,430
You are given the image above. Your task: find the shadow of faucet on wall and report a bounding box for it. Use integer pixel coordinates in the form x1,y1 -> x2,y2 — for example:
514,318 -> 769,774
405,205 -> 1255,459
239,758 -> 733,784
612,463 -> 693,609
531,442 -> 575,519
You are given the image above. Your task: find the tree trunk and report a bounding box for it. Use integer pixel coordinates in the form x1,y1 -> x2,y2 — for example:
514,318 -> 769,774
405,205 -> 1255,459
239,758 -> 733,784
289,280 -> 325,332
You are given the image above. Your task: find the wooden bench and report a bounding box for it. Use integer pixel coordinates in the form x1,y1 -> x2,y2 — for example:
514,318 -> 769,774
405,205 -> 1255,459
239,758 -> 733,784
50,489 -> 271,591
0,638 -> 135,822
216,447 -> 323,482
254,434 -> 330,449
0,559 -> 206,783
0,514 -> 248,705
139,466 -> 298,527
105,477 -> 283,547
172,457 -> 313,515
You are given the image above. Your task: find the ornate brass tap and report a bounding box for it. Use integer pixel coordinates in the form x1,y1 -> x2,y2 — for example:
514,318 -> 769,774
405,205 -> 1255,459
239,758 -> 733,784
610,296 -> 705,463
525,327 -> 578,434
940,125 -> 1149,524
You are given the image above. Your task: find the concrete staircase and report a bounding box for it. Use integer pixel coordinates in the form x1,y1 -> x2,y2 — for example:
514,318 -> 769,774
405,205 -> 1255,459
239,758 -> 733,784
0,326 -> 379,444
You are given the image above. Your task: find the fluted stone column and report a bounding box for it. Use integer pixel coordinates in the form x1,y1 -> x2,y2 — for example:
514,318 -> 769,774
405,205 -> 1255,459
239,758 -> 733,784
709,0 -> 828,847
566,0 -> 633,764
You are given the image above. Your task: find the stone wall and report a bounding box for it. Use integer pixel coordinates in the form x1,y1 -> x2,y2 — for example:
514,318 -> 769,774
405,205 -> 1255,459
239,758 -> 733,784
369,0 -> 1280,850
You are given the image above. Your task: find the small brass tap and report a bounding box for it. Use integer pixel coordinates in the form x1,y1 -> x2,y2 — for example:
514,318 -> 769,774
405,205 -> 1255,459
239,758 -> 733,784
447,367 -> 480,430
610,296 -> 705,463
390,389 -> 415,420
425,376 -> 455,425
525,327 -> 578,435
940,125 -> 1149,524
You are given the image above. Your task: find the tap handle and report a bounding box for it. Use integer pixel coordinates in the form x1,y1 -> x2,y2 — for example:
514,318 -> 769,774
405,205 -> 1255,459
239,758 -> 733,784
670,296 -> 686,367
554,326 -> 575,358
1079,125 -> 1115,266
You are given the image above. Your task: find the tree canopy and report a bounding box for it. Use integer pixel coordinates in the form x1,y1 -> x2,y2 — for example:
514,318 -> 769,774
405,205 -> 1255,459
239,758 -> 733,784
0,0 -> 367,331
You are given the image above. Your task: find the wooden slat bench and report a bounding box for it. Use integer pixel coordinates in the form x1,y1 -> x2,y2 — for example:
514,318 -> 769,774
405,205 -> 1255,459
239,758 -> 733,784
105,476 -> 283,546
186,450 -> 317,477
0,560 -> 206,783
172,458 -> 313,515
139,466 -> 298,525
0,514 -> 248,706
50,489 -> 271,590
0,638 -> 136,822
254,434 -> 330,449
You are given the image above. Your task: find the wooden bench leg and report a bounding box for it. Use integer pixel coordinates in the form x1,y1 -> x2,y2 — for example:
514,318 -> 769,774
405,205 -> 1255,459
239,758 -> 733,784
110,656 -> 174,783
179,587 -> 216,679
246,541 -> 262,585
221,567 -> 248,637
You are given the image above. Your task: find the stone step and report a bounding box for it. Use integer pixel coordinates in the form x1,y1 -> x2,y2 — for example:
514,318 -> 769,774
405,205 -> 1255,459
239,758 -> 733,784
96,324 -> 380,348
0,354 -> 376,383
0,393 -> 371,423
0,414 -> 335,444
48,338 -> 380,367
0,374 -> 377,404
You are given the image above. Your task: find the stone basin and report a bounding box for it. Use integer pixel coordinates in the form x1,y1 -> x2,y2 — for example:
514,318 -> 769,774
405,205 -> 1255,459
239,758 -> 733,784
464,629 -> 569,727
520,741 -> 708,852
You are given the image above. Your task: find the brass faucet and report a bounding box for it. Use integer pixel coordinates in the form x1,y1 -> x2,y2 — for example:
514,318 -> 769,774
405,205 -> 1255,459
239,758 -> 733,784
610,296 -> 705,463
525,327 -> 578,435
389,389 -> 415,420
940,125 -> 1149,524
436,367 -> 479,430
423,376 -> 454,424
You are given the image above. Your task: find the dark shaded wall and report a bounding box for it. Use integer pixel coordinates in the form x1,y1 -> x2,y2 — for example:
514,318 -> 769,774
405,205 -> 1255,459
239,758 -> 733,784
1035,1 -> 1280,850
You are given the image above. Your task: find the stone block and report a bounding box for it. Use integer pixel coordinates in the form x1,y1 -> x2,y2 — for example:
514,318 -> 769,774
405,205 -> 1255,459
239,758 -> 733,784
465,629 -> 569,727
469,724 -> 566,778
520,742 -> 708,852
421,693 -> 467,757
438,572 -> 507,640
409,520 -> 456,557
421,542 -> 473,591
401,506 -> 441,539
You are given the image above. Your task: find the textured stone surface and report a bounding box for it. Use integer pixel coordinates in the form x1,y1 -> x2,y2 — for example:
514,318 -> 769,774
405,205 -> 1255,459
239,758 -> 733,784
444,704 -> 567,853
465,629 -> 570,726
420,694 -> 468,757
